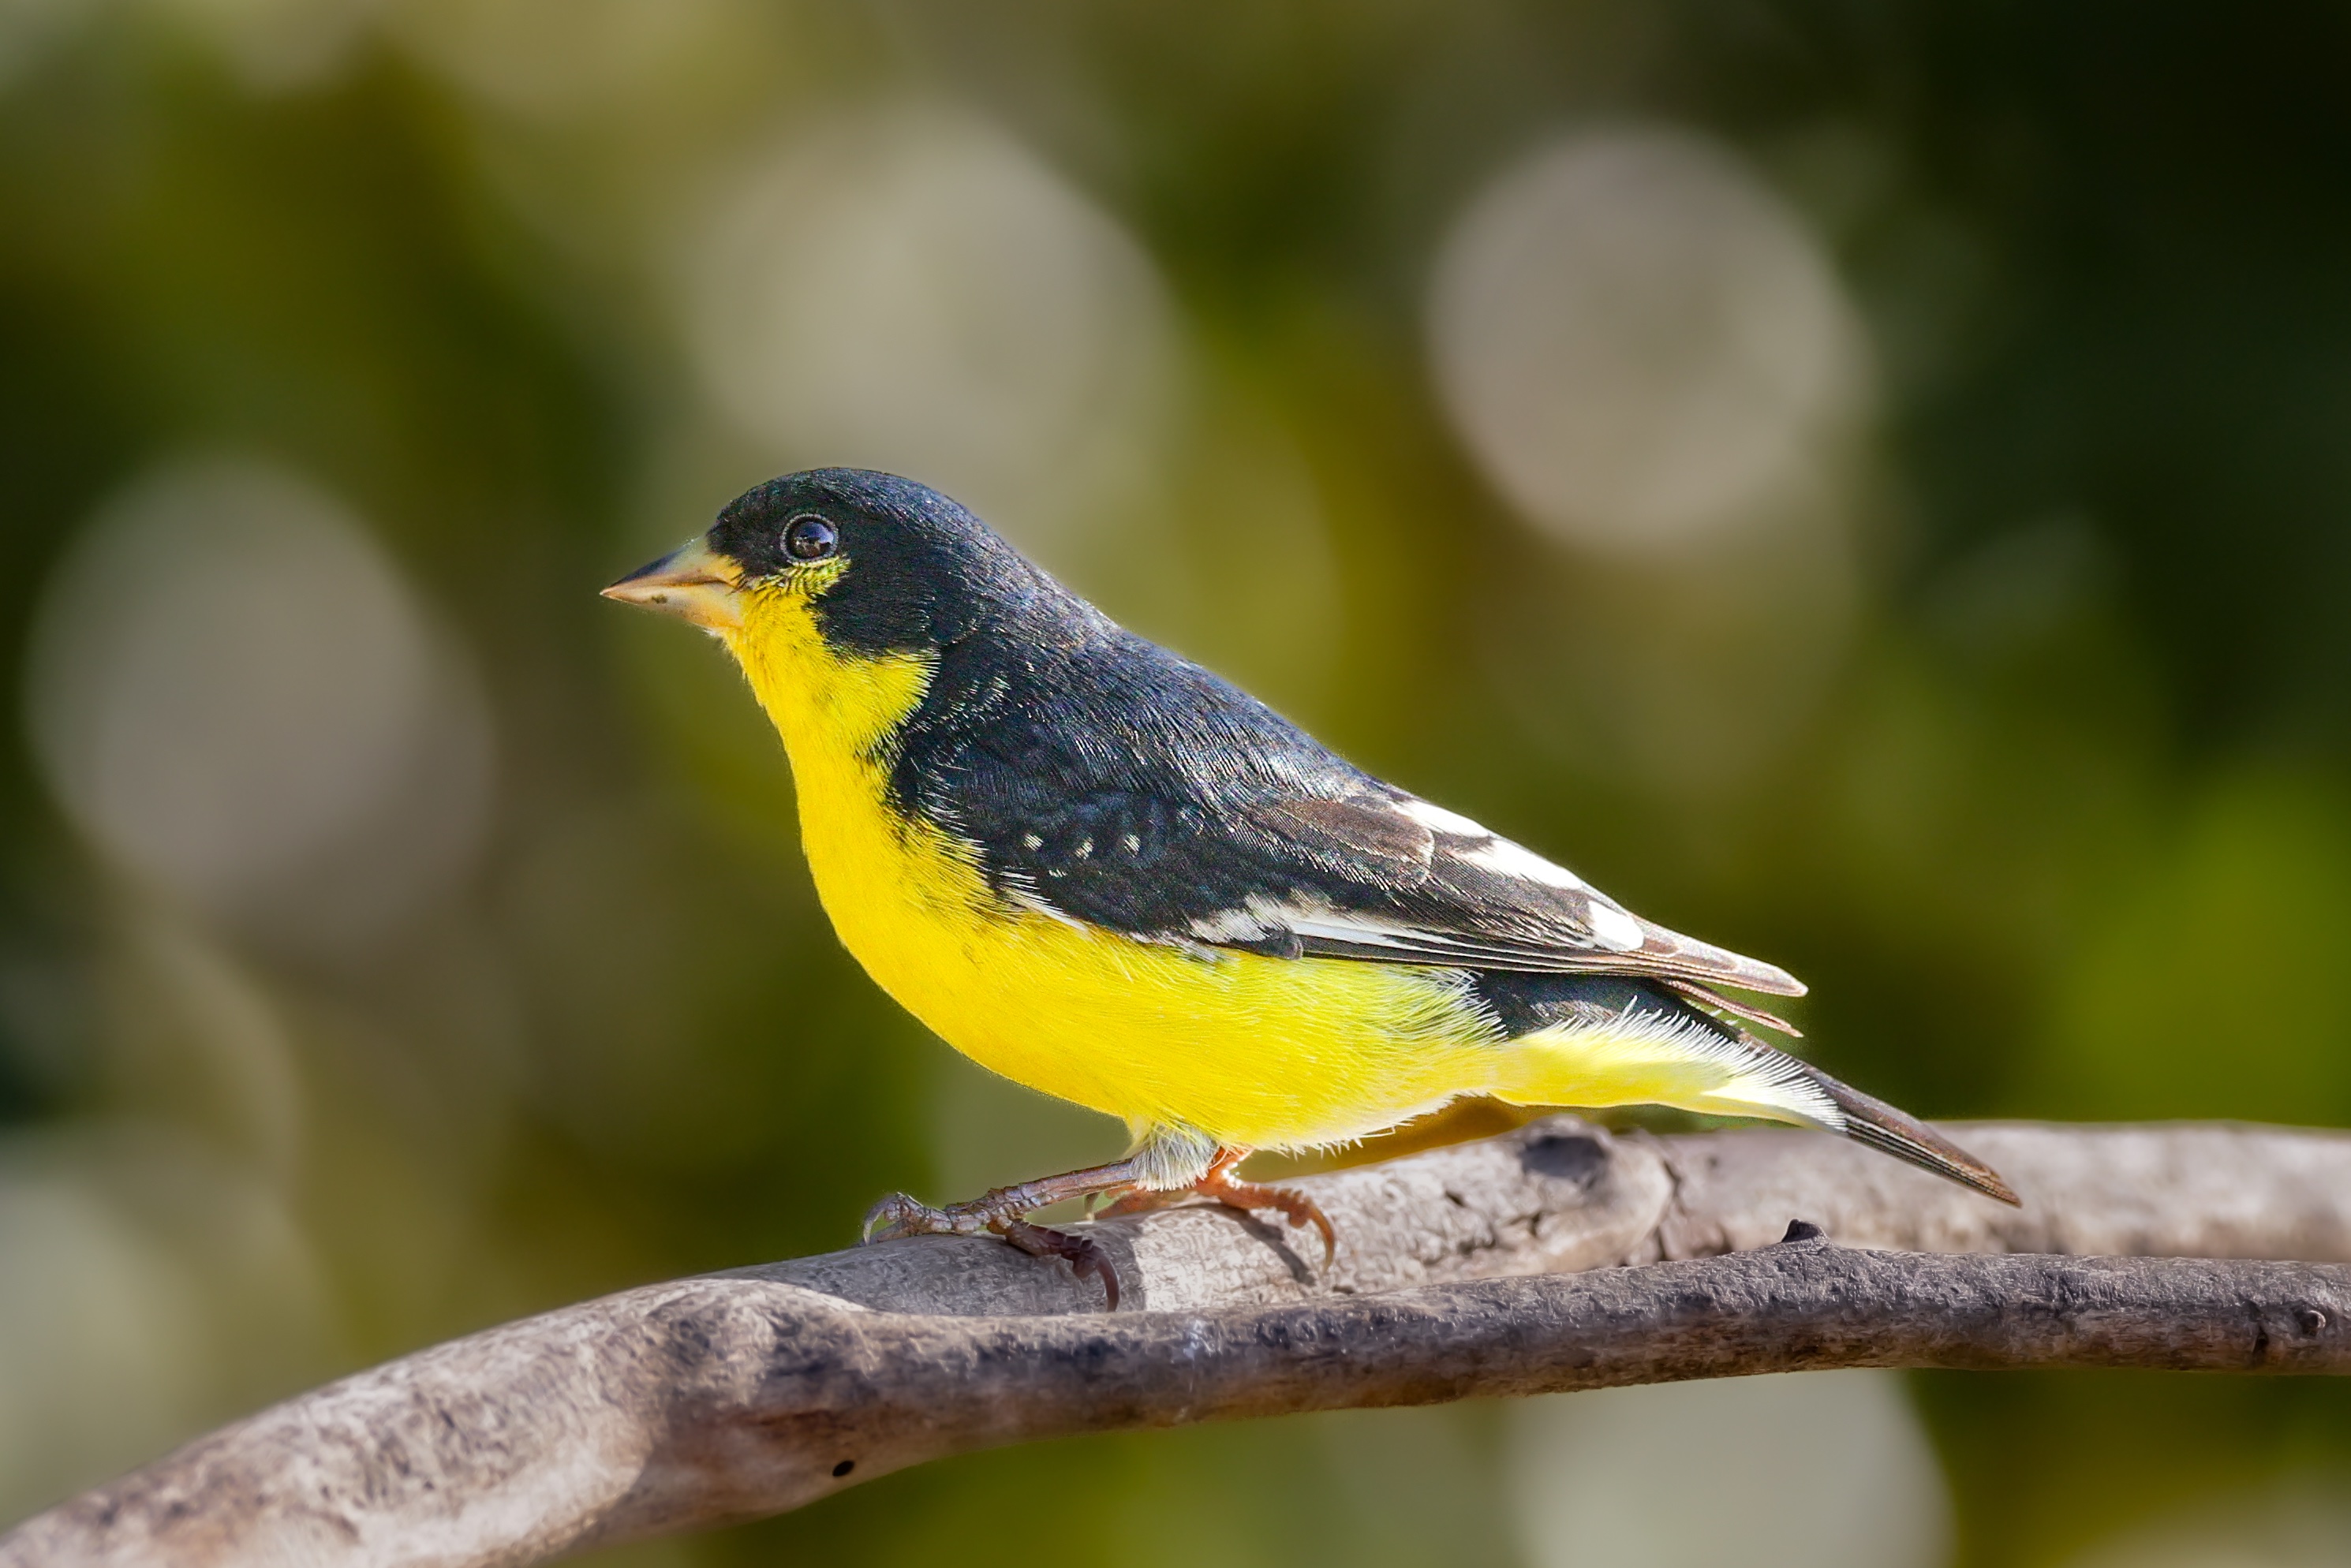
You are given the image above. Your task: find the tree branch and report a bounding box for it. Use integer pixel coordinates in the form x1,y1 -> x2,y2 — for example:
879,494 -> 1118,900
9,1118 -> 2351,1568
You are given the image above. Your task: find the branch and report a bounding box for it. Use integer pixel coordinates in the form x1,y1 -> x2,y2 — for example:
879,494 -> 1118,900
9,1118 -> 2351,1568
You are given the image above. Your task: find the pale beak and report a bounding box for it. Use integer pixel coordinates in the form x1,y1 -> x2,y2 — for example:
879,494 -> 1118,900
601,538 -> 742,630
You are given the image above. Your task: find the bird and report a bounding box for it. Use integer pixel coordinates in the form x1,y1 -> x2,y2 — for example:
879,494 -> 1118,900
604,469 -> 2018,1306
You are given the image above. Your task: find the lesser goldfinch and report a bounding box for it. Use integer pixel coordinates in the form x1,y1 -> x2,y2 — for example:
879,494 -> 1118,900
605,469 -> 2017,1306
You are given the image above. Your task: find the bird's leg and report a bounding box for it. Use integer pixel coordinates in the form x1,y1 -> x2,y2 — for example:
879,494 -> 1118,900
861,1155 -> 1157,1309
1103,1146 -> 1337,1266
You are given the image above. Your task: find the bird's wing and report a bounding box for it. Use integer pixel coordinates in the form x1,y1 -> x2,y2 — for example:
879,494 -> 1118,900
932,686 -> 1802,1000
1229,791 -> 1805,999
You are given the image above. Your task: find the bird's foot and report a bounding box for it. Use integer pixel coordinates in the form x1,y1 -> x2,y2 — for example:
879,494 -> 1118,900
1205,1175 -> 1338,1266
997,1219 -> 1121,1310
1102,1150 -> 1336,1267
862,1190 -> 997,1241
861,1187 -> 1125,1309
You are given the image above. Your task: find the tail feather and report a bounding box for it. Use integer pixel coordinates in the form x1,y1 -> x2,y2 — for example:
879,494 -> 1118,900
1810,1070 -> 2021,1207
1661,983 -> 2021,1206
1478,973 -> 2023,1206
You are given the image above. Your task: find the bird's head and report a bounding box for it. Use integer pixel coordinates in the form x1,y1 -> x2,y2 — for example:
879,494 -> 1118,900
603,469 -> 1044,663
604,470 -> 1050,752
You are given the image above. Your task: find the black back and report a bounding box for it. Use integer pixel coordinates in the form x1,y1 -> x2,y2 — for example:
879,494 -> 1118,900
706,469 -> 1802,998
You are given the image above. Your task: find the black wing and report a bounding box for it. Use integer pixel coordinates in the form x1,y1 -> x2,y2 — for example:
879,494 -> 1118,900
895,627 -> 1803,1000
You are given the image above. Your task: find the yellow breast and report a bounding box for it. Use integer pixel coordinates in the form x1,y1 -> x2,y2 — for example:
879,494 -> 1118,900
720,592 -> 1501,1151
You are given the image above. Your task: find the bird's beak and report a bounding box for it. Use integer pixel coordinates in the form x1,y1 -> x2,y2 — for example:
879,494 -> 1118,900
601,538 -> 743,630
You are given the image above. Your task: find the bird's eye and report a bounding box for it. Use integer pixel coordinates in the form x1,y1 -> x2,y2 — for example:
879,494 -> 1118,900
784,516 -> 839,561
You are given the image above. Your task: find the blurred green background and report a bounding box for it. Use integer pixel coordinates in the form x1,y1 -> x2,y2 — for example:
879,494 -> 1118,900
6,2 -> 2351,1565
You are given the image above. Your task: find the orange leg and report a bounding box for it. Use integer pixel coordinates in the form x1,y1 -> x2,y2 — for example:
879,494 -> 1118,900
1104,1147 -> 1336,1266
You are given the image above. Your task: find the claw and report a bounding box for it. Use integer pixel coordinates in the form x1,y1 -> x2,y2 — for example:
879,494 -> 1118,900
1099,1153 -> 1338,1269
999,1219 -> 1122,1310
1223,1182 -> 1336,1267
860,1192 -> 919,1243
851,1149 -> 1178,1310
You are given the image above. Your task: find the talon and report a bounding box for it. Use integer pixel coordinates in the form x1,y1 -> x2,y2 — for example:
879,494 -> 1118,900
1090,1150 -> 1340,1269
998,1219 -> 1123,1310
1192,1149 -> 1337,1267
1211,1181 -> 1337,1267
854,1149 -> 1180,1304
1273,1190 -> 1339,1267
861,1192 -> 925,1243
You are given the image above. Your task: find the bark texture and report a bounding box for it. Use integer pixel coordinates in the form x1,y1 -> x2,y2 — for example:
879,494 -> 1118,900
8,1118 -> 2351,1568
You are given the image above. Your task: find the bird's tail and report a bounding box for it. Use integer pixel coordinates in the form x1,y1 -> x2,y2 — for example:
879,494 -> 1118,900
1483,974 -> 2020,1206
1798,1063 -> 2020,1206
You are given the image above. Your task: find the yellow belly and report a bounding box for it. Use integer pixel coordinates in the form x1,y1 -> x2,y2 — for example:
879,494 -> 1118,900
721,603 -> 1493,1148
802,757 -> 1501,1149
723,599 -> 1818,1152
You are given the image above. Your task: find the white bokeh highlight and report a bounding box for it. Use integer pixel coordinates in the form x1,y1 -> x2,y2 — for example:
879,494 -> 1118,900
1429,127 -> 1866,553
27,457 -> 494,954
1509,1371 -> 1953,1568
683,102 -> 1180,552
